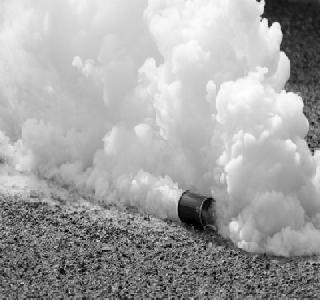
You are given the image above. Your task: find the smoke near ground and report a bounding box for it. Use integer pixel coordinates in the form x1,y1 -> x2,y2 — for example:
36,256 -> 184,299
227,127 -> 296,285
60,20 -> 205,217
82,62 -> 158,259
1,0 -> 320,256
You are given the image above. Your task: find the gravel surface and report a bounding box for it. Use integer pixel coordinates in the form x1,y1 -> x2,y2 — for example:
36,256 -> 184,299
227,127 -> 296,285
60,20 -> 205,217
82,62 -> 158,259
1,0 -> 320,298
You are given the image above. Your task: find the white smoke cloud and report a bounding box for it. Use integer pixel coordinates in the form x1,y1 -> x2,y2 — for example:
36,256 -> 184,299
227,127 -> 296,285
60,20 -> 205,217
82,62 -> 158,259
0,0 -> 320,256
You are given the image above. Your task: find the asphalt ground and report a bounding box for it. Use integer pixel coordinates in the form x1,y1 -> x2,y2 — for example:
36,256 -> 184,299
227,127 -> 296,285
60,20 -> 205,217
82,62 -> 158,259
1,0 -> 320,298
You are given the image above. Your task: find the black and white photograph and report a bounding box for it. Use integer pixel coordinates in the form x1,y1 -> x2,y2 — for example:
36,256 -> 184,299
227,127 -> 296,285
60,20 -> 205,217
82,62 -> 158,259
1,0 -> 320,298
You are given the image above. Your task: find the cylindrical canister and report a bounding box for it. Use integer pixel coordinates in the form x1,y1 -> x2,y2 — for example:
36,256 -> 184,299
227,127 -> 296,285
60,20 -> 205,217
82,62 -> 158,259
178,190 -> 215,229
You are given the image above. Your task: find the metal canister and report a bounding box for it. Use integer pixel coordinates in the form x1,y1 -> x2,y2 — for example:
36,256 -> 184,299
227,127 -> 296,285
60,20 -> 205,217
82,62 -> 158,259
178,190 -> 215,229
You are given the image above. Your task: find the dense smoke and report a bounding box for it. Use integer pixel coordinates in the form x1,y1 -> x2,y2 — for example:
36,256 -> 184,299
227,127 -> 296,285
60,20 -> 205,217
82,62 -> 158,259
1,0 -> 320,256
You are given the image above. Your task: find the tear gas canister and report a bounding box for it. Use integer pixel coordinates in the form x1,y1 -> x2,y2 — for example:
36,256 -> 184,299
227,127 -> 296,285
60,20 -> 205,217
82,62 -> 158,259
178,190 -> 216,229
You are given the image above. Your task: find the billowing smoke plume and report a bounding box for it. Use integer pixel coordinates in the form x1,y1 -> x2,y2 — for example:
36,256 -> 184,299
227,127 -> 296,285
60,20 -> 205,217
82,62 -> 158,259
1,0 -> 320,256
